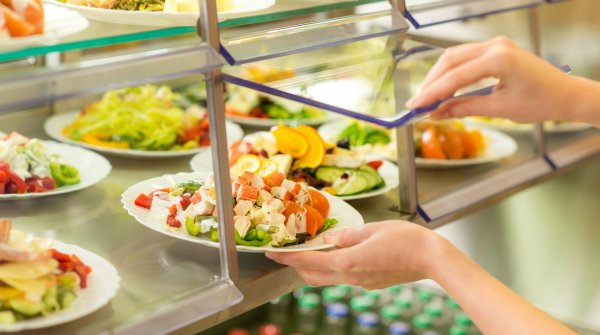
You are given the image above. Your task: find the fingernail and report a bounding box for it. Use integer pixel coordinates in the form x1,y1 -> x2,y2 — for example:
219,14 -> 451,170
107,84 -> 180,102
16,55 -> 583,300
265,252 -> 274,259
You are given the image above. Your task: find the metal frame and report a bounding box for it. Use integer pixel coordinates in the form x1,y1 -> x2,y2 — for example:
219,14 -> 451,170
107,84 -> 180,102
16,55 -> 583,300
199,0 -> 239,283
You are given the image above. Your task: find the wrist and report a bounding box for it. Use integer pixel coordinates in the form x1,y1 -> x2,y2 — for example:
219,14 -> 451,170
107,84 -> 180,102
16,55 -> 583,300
422,233 -> 458,282
564,76 -> 600,127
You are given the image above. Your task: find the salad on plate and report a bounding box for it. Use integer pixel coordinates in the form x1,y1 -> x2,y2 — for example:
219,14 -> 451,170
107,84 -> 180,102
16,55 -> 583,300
0,132 -> 80,195
226,125 -> 388,197
133,171 -> 338,248
60,84 -> 215,151
0,220 -> 91,324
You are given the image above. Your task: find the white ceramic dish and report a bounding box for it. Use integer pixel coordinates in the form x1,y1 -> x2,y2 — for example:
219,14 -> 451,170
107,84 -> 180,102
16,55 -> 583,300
189,150 -> 399,200
45,0 -> 274,26
121,172 -> 365,253
44,112 -> 244,158
0,141 -> 111,200
318,119 -> 519,168
0,241 -> 120,332
0,4 -> 89,52
466,117 -> 592,134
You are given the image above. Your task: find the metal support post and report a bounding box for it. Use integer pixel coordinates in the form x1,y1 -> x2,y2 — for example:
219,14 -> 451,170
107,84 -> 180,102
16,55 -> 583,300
528,6 -> 546,156
199,0 -> 239,283
388,0 -> 418,216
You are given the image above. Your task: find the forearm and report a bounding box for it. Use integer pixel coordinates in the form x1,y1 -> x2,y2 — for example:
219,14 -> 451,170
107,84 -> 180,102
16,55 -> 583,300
565,76 -> 600,128
429,239 -> 577,335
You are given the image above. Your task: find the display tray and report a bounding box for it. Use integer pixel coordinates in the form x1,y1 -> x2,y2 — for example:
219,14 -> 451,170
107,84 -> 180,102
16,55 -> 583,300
0,240 -> 120,333
121,171 -> 365,253
0,4 -> 89,52
44,112 -> 244,159
45,0 -> 275,26
0,141 -> 111,200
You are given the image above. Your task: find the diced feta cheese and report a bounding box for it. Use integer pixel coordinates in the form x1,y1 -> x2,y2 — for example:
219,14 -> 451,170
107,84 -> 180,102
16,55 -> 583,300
270,187 -> 290,201
256,189 -> 273,206
285,215 -> 297,236
248,207 -> 266,225
281,179 -> 295,192
251,175 -> 265,189
295,189 -> 310,205
234,200 -> 253,216
200,188 -> 217,205
200,218 -> 218,233
193,200 -> 215,215
234,216 -> 251,238
321,149 -> 365,168
262,198 -> 284,214
267,213 -> 286,225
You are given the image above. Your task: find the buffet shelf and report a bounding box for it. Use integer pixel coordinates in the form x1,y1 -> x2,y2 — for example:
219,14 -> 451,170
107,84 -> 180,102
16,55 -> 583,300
0,41 -> 220,113
2,110 -> 598,334
0,0 -> 386,62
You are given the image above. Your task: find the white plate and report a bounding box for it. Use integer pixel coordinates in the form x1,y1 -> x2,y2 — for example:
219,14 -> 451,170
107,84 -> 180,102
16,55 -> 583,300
226,113 -> 335,129
121,172 -> 365,253
319,119 -> 519,168
190,150 -> 399,200
466,117 -> 593,134
0,5 -> 89,52
0,141 -> 111,200
46,0 -> 275,27
44,112 -> 244,158
0,241 -> 120,332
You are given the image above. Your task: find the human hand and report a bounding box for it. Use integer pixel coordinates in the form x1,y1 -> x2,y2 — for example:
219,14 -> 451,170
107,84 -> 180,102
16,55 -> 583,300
265,220 -> 449,290
406,36 -> 577,123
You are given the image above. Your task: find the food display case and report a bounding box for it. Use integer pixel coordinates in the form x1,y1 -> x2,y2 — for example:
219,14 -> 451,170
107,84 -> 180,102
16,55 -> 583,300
1,0 -> 600,334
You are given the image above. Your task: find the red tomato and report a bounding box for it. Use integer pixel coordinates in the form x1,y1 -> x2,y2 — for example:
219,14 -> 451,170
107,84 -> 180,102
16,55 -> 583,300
134,193 -> 153,209
420,126 -> 446,160
307,189 -> 330,218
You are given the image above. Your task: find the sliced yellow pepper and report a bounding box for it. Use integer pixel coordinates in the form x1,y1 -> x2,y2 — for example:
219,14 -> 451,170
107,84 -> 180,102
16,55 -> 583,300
81,133 -> 130,149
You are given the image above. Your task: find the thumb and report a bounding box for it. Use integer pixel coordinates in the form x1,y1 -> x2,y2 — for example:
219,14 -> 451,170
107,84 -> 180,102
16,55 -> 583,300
323,227 -> 366,248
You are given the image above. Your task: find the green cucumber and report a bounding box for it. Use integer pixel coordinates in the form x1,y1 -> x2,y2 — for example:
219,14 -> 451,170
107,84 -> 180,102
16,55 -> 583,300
359,165 -> 385,188
334,173 -> 370,196
315,166 -> 346,183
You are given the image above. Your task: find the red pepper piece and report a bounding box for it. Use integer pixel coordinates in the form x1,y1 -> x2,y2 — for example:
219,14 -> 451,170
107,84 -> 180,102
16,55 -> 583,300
59,261 -> 73,272
50,248 -> 71,262
367,160 -> 383,170
0,171 -> 8,184
134,193 -> 153,209
169,204 -> 177,217
0,183 -> 4,194
73,263 -> 88,289
166,215 -> 181,228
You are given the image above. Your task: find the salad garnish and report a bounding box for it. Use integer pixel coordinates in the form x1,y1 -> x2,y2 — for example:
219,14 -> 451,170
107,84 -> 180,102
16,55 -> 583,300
0,132 -> 80,195
134,171 -> 338,248
0,220 -> 91,324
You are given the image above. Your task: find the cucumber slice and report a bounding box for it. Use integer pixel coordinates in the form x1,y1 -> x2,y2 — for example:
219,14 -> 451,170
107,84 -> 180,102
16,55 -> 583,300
315,166 -> 346,183
360,165 -> 385,187
334,173 -> 370,196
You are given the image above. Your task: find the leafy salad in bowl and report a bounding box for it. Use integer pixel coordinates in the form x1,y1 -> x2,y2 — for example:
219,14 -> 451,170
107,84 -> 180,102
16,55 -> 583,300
0,132 -> 80,195
133,171 -> 338,248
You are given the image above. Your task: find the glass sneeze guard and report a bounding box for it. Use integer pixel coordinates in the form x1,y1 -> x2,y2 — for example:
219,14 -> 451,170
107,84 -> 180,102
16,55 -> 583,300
405,0 -> 544,28
0,0 -> 386,62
